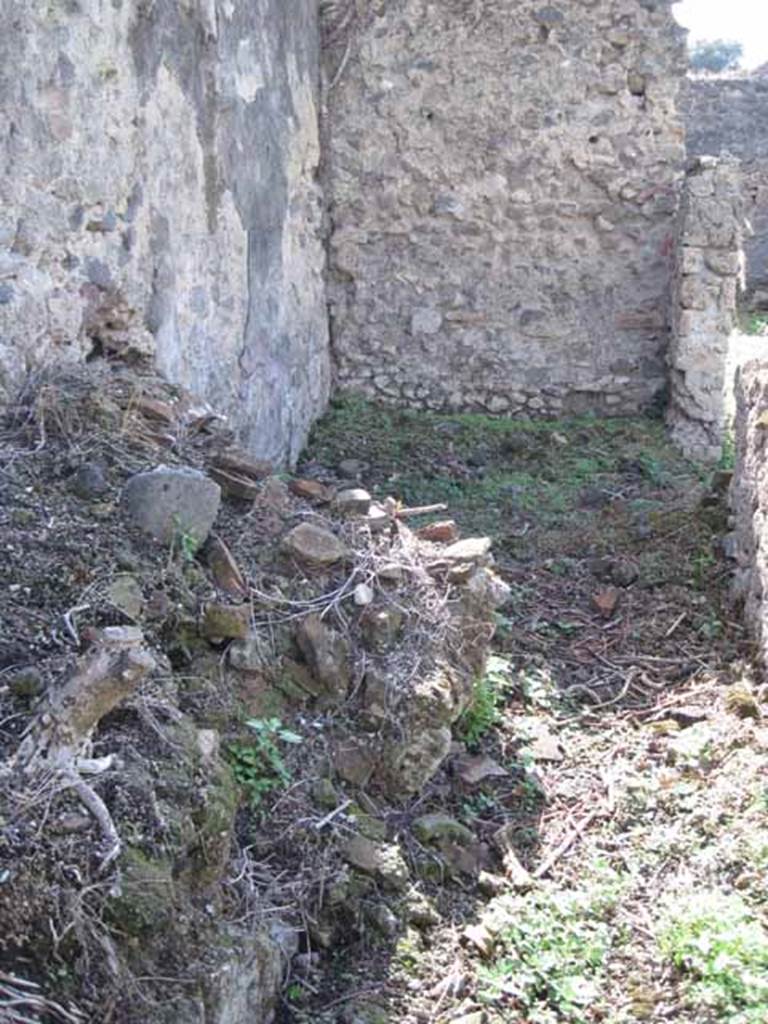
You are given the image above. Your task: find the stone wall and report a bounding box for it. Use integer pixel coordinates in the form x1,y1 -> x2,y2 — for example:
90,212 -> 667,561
730,359 -> 768,665
667,156 -> 745,462
323,0 -> 687,417
683,77 -> 768,308
0,0 -> 329,465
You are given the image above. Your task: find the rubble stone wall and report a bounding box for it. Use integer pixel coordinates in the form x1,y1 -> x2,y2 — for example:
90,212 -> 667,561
683,77 -> 768,308
667,157 -> 745,462
323,0 -> 687,417
0,0 -> 329,465
731,360 -> 768,664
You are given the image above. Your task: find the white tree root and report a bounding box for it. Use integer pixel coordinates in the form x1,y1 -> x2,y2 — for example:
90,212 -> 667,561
13,627 -> 155,772
7,627 -> 156,870
65,770 -> 122,871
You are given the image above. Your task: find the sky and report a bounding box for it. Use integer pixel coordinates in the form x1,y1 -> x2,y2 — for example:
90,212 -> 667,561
674,0 -> 768,70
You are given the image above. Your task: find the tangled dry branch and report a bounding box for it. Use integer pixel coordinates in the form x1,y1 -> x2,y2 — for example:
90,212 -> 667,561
0,970 -> 85,1024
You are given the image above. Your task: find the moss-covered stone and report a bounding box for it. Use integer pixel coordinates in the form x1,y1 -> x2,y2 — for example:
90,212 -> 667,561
341,836 -> 410,891
412,813 -> 475,846
109,847 -> 176,936
354,811 -> 388,842
158,719 -> 241,890
188,756 -> 239,888
201,602 -> 251,640
312,777 -> 339,809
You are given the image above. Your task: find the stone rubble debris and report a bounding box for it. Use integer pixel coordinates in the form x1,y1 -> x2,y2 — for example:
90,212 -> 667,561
281,522 -> 351,566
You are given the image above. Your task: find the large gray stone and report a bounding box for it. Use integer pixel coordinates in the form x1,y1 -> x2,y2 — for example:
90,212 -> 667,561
389,725 -> 453,795
441,537 -> 493,565
121,466 -> 220,547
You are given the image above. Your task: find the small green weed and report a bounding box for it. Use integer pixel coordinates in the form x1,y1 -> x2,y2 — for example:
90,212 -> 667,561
285,982 -> 304,1003
170,515 -> 199,563
719,430 -> 736,471
546,558 -> 574,578
227,718 -> 302,808
697,612 -> 724,641
742,312 -> 768,336
636,449 -> 667,486
479,865 -> 624,1021
493,611 -> 514,643
690,546 -> 716,590
658,890 -> 768,1022
460,791 -> 498,821
179,532 -> 198,563
519,773 -> 546,810
457,656 -> 510,748
394,930 -> 422,974
514,825 -> 540,848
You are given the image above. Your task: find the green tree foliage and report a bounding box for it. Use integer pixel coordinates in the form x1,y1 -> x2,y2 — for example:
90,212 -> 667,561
689,39 -> 744,73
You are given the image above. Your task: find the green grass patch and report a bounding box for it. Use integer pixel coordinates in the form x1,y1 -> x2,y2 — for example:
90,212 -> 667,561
658,890 -> 768,1023
302,394 -> 696,541
479,864 -> 625,1021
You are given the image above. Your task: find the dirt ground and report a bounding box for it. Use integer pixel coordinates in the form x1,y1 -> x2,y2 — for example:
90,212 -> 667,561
288,395 -> 767,1024
1,373 -> 766,1024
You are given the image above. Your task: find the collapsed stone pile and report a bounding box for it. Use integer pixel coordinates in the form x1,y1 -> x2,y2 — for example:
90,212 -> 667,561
0,367 -> 509,1023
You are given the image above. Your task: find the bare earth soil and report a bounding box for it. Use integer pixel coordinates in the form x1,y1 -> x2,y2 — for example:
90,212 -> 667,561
291,396 -> 767,1024
1,375 -> 766,1024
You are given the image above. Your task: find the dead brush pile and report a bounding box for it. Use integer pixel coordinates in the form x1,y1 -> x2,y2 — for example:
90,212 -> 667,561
0,365 -> 508,1022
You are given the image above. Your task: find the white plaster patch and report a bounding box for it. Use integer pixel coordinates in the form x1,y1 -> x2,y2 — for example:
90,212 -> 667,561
236,38 -> 266,103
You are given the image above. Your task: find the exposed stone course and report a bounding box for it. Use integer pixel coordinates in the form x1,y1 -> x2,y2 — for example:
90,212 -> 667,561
731,360 -> 768,666
323,0 -> 687,417
667,156 -> 746,462
683,76 -> 768,307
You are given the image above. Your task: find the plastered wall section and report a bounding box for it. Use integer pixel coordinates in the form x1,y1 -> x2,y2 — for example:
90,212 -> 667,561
0,0 -> 329,465
323,0 -> 687,417
683,77 -> 768,308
